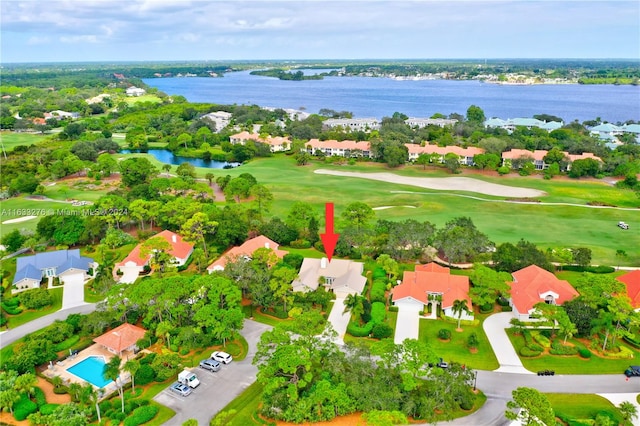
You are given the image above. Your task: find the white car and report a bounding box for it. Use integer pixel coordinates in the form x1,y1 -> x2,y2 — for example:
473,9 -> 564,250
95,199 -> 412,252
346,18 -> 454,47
618,221 -> 630,230
211,351 -> 233,364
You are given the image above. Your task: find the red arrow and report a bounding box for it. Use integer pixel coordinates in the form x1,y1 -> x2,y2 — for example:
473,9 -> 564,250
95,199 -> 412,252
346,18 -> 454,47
320,202 -> 340,262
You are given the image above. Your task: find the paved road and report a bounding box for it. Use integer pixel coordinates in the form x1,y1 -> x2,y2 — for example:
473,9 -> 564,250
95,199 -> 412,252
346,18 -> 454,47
0,303 -> 97,346
154,320 -> 271,426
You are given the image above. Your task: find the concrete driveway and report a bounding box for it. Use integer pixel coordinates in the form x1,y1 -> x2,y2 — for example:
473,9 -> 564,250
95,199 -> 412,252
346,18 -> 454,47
154,320 -> 271,426
394,304 -> 421,344
327,297 -> 350,345
118,267 -> 140,284
61,273 -> 87,309
483,312 -> 532,374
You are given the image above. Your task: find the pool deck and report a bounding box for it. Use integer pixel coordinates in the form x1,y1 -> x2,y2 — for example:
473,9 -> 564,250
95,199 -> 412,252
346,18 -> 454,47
42,343 -> 137,399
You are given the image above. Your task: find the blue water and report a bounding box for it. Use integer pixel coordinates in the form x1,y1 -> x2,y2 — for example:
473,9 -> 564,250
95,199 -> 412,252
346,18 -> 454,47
120,149 -> 240,168
67,356 -> 113,388
144,70 -> 640,123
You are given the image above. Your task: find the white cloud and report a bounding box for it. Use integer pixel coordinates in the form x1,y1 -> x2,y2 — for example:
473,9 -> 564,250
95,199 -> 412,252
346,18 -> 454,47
60,35 -> 99,43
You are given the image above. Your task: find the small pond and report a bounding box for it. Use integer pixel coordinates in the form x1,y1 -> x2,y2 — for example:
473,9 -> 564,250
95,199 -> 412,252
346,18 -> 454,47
120,149 -> 240,169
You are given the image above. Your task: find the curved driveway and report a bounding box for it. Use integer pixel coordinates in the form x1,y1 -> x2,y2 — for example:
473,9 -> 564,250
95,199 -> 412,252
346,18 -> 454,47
483,312 -> 532,374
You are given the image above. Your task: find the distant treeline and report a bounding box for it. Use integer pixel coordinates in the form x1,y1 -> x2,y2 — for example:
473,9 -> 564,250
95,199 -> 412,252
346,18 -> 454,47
250,69 -> 326,80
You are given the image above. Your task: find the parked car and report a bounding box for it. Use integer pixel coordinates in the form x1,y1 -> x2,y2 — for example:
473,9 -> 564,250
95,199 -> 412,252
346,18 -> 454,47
212,351 -> 233,364
199,358 -> 222,372
169,382 -> 192,397
624,366 -> 640,377
618,221 -> 630,230
436,358 -> 449,369
537,370 -> 555,376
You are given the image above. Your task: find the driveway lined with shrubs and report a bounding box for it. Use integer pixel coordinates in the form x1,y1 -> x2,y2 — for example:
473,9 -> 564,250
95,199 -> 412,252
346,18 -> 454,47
483,312 -> 532,374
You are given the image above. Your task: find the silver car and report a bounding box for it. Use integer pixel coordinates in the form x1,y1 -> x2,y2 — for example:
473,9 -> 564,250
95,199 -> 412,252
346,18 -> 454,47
170,382 -> 192,397
199,358 -> 221,372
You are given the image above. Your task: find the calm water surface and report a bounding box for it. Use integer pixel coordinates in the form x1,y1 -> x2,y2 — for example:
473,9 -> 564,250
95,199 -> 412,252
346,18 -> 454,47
144,71 -> 640,123
120,149 -> 240,168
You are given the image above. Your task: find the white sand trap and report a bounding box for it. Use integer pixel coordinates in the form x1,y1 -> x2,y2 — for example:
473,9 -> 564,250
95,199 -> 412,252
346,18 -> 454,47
373,205 -> 417,210
314,170 -> 546,198
2,215 -> 38,224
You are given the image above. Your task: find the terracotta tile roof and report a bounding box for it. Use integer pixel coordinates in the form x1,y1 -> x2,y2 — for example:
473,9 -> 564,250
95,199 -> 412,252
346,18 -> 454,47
93,323 -> 146,353
392,262 -> 471,310
567,152 -> 602,163
509,265 -> 579,314
117,230 -> 194,267
207,235 -> 288,271
305,139 -> 371,151
617,270 -> 640,309
405,144 -> 484,158
501,149 -> 548,161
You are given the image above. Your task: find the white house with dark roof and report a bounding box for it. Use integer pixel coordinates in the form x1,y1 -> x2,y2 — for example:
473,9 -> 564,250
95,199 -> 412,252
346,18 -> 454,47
405,118 -> 458,128
322,118 -> 381,131
13,249 -> 95,293
292,257 -> 366,298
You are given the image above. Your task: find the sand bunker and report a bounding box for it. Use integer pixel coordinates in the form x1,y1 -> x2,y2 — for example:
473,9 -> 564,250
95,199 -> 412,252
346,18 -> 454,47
2,215 -> 38,224
314,170 -> 546,198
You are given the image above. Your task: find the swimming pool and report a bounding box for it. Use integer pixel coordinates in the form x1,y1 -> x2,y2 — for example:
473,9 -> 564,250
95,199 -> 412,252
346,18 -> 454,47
66,356 -> 113,388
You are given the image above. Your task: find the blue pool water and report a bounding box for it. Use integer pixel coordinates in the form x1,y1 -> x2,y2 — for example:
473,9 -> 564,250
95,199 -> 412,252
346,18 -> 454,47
67,356 -> 113,388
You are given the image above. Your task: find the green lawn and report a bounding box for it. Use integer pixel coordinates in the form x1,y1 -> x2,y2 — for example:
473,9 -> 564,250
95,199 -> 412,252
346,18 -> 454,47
507,330 -> 640,374
123,94 -> 163,105
418,314 -> 500,370
5,287 -> 63,328
0,131 -> 49,151
209,381 -> 266,426
546,393 -> 624,425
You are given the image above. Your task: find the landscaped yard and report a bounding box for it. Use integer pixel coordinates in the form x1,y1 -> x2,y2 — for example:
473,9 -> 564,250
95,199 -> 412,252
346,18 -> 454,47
3,287 -> 63,328
0,131 -> 50,151
418,314 -> 500,370
546,393 -> 624,425
507,329 -> 640,374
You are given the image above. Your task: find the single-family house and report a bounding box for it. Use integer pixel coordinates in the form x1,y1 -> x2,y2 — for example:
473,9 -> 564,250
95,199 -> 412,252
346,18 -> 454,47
229,131 -> 291,152
621,124 -> 640,139
202,111 -> 232,132
304,139 -> 372,158
126,86 -> 146,97
391,262 -> 474,320
501,149 -> 550,170
617,270 -> 640,310
93,323 -> 146,356
589,123 -> 623,139
292,257 -> 366,298
508,265 -> 579,321
12,249 -> 95,293
115,230 -> 194,283
485,117 -> 563,133
322,118 -> 381,131
207,235 -> 288,273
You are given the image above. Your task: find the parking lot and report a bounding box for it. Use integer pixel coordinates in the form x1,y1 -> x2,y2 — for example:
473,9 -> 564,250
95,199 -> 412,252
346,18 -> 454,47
154,320 -> 271,425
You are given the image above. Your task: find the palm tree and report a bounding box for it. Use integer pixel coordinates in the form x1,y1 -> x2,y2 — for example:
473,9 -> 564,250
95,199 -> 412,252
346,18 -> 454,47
14,373 -> 37,397
123,359 -> 140,393
452,299 -> 470,330
205,172 -> 215,186
619,401 -> 638,425
82,383 -> 101,423
162,164 -> 171,176
0,388 -> 19,415
156,321 -> 173,348
343,294 -> 364,322
104,355 -> 124,413
68,382 -> 83,402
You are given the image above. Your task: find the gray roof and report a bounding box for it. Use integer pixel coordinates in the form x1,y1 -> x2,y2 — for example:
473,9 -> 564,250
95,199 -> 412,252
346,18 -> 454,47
292,258 -> 366,295
13,249 -> 93,284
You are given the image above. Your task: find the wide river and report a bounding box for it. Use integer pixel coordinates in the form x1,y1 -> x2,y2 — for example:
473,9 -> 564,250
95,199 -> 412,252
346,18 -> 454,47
144,71 -> 640,124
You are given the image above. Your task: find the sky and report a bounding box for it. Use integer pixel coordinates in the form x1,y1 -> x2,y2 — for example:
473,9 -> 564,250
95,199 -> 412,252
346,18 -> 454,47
1,0 -> 639,63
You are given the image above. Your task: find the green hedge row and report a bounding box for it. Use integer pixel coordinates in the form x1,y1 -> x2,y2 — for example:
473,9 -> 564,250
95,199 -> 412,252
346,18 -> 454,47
1,301 -> 23,315
549,341 -> 578,356
123,405 -> 159,426
53,335 -> 80,352
561,265 -> 616,274
520,346 -> 542,357
347,321 -> 374,337
13,394 -> 38,421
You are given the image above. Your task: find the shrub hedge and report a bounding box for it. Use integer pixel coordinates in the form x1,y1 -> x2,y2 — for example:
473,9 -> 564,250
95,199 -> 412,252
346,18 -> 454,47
520,347 -> 542,357
532,332 -> 551,348
346,321 -> 374,337
549,341 -> 578,356
579,348 -> 592,358
371,323 -> 393,339
39,403 -> 60,416
33,387 -> 47,407
370,302 -> 386,324
561,265 -> 616,274
370,281 -> 387,303
135,364 -> 156,386
13,395 -> 38,421
372,268 -> 387,280
438,329 -> 452,340
53,335 -> 80,352
1,301 -> 22,315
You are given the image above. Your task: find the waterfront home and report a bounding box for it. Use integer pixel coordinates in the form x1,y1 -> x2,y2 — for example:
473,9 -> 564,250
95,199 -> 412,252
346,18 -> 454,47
484,117 -> 563,133
202,111 -> 232,132
229,131 -> 291,152
13,249 -> 95,293
125,86 -> 146,97
405,117 -> 458,128
115,230 -> 194,283
508,265 -> 579,321
207,235 -> 287,273
391,262 -> 473,321
322,118 -> 381,131
292,258 -> 366,298
501,149 -> 601,171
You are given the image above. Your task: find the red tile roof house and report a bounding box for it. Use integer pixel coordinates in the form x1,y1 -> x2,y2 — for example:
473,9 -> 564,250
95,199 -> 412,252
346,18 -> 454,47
405,143 -> 485,166
303,139 -> 373,158
508,265 -> 579,321
229,131 -> 291,152
391,262 -> 474,321
617,270 -> 640,310
207,235 -> 288,273
93,323 -> 146,356
115,230 -> 194,284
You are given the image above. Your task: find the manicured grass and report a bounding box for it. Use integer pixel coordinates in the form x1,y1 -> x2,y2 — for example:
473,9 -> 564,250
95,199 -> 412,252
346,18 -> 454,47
418,315 -> 500,370
507,330 -> 640,374
209,381 -> 265,426
546,393 -> 623,424
242,305 -> 288,327
0,131 -> 49,151
123,94 -> 163,105
6,287 -> 63,328
146,402 -> 176,426
281,246 -> 326,259
555,269 -> 627,287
